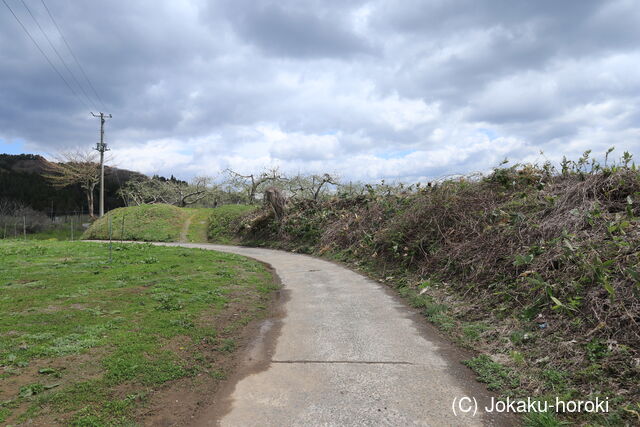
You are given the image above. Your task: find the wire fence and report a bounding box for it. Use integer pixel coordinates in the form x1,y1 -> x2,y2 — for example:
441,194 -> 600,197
0,212 -> 90,241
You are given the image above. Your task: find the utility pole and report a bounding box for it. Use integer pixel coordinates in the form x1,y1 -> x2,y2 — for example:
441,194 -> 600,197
91,112 -> 112,217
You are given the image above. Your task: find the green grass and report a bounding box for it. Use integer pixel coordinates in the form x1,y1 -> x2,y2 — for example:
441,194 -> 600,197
523,411 -> 571,427
207,205 -> 255,244
83,204 -> 187,242
0,240 -> 278,425
1,226 -> 83,242
83,205 -> 220,244
183,208 -> 214,243
27,223 -> 87,241
462,355 -> 521,391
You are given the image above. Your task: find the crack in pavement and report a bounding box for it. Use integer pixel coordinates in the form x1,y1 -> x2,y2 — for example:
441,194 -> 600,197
271,360 -> 417,365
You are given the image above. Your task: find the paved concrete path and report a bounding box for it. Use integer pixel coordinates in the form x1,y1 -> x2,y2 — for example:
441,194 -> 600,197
160,243 -> 513,427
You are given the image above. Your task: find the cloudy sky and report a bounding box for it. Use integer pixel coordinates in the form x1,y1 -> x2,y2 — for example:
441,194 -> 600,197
1,0 -> 639,181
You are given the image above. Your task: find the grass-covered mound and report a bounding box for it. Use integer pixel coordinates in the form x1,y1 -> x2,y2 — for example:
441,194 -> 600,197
207,205 -> 256,243
83,204 -> 187,242
0,240 -> 278,425
237,152 -> 640,425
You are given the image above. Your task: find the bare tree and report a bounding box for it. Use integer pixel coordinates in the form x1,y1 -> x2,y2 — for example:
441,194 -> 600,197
225,167 -> 284,203
169,176 -> 211,207
287,173 -> 340,200
44,151 -> 100,218
118,176 -> 213,207
118,178 -> 169,206
310,173 -> 339,200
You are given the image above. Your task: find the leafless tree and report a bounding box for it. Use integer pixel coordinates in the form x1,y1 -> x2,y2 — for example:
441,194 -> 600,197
118,176 -> 213,207
169,176 -> 211,207
310,173 -> 339,200
0,198 -> 24,216
225,167 -> 284,203
287,173 -> 340,200
118,178 -> 169,206
44,151 -> 101,218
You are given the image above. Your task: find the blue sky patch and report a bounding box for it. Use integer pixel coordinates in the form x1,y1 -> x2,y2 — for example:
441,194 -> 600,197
377,149 -> 416,159
0,139 -> 26,155
478,128 -> 498,140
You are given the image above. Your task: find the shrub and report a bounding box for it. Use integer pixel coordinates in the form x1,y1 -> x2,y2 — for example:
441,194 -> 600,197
207,205 -> 255,243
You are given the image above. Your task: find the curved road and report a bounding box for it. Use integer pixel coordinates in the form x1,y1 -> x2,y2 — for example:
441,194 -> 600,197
158,243 -> 513,427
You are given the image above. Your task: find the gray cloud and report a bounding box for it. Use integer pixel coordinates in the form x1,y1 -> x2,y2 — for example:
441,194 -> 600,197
215,0 -> 375,58
1,0 -> 639,182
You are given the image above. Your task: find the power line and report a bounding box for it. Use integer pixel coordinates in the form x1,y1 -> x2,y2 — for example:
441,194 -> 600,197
1,0 -> 90,110
19,0 -> 98,110
39,0 -> 107,111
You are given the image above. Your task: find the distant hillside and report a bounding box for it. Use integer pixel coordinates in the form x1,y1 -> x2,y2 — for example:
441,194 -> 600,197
0,153 -> 50,174
0,153 -> 145,214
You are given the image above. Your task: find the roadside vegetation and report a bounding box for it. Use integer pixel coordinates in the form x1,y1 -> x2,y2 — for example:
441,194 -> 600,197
0,240 -> 278,425
231,150 -> 640,425
207,205 -> 256,244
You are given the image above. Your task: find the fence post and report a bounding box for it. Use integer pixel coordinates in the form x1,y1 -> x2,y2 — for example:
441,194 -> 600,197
121,214 -> 125,242
108,215 -> 113,263
71,216 -> 74,241
23,216 -> 26,240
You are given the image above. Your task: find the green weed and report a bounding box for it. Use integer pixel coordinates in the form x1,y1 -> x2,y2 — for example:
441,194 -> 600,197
207,205 -> 255,243
463,355 -> 520,391
523,411 -> 571,427
0,240 -> 276,424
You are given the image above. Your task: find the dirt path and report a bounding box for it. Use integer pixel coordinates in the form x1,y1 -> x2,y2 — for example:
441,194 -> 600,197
157,243 -> 516,427
178,214 -> 193,243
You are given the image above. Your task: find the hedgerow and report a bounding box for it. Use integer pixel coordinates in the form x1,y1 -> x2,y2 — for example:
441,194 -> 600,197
236,150 -> 640,424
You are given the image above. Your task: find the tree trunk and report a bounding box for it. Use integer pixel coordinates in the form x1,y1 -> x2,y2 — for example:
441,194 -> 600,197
314,184 -> 323,200
87,190 -> 95,218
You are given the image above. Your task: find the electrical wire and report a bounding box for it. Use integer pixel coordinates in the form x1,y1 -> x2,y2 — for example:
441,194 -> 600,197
39,0 -> 107,111
1,0 -> 90,111
19,0 -> 98,111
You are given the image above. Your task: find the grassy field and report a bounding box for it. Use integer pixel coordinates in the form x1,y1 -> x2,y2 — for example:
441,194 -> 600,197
3,225 -> 86,242
81,204 -> 254,245
83,204 -> 187,242
28,222 -> 88,241
81,203 -> 256,244
207,205 -> 256,244
0,240 -> 278,425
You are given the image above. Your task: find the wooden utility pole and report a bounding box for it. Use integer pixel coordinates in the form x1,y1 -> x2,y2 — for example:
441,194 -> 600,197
91,112 -> 112,217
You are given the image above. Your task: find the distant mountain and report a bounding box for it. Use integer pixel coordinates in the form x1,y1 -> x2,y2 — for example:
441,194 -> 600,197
0,153 -> 146,215
0,153 -> 50,174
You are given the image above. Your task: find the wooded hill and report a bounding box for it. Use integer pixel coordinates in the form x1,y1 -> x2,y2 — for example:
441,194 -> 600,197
0,154 -> 145,215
